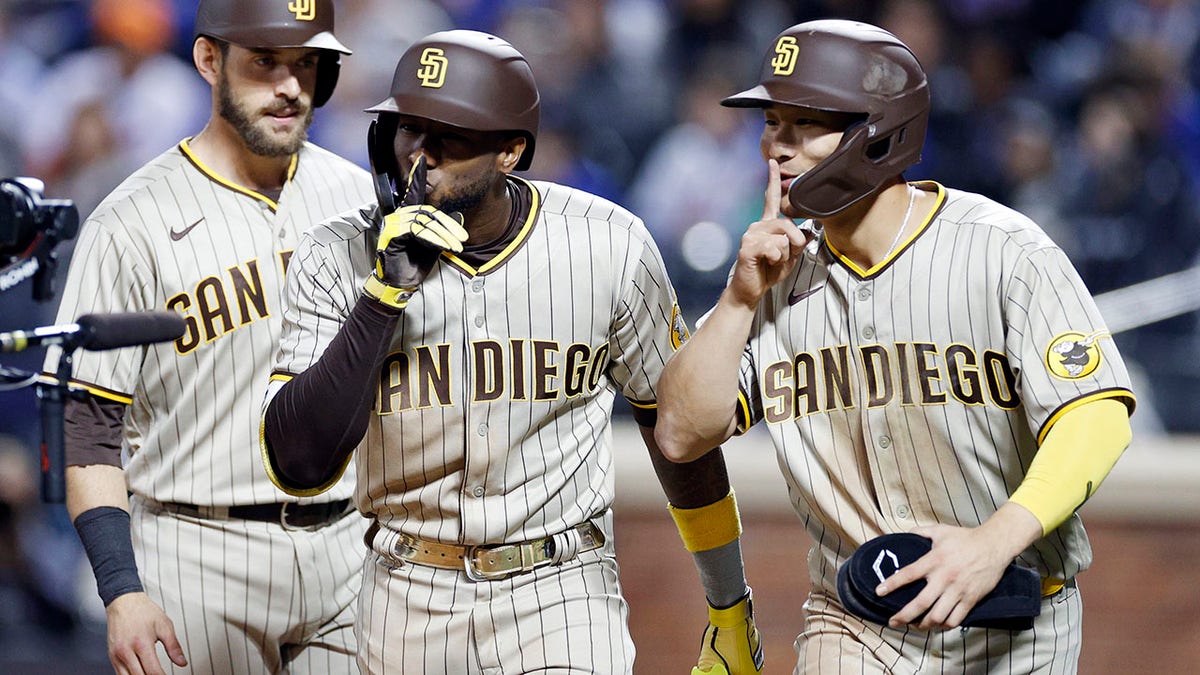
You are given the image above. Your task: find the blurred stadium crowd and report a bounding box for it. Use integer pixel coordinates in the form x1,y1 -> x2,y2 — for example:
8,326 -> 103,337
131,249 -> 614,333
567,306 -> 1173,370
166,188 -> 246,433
1,0 -> 1198,665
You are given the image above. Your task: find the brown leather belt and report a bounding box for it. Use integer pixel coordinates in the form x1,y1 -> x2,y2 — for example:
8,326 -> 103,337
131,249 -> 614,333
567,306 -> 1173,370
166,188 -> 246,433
160,499 -> 352,529
365,520 -> 605,581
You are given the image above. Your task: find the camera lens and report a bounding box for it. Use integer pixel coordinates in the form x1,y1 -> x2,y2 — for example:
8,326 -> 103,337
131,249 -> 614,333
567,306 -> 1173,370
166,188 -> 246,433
0,179 -> 36,253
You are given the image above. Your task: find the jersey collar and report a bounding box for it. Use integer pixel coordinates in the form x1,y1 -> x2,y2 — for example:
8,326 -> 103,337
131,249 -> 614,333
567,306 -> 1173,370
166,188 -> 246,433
179,138 -> 298,211
825,181 -> 946,279
441,175 -> 541,277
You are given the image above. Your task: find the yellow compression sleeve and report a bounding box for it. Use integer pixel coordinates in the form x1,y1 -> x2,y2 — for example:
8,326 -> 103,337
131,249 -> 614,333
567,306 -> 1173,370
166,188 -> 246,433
668,491 -> 743,552
1009,398 -> 1132,536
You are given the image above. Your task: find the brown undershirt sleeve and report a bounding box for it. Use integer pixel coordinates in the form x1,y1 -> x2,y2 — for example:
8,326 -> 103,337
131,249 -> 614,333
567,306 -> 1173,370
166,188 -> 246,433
263,295 -> 401,489
64,395 -> 125,467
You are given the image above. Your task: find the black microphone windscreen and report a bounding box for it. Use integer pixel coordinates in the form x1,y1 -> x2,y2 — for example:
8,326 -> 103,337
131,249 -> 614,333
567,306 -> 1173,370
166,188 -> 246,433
75,312 -> 186,351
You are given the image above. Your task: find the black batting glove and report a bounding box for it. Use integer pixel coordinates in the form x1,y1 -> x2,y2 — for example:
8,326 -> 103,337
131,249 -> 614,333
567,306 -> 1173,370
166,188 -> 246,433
364,157 -> 467,309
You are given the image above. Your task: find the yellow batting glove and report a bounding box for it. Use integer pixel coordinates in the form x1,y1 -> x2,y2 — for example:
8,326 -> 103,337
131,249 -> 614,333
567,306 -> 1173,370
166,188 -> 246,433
369,205 -> 468,307
376,205 -> 468,269
693,591 -> 764,675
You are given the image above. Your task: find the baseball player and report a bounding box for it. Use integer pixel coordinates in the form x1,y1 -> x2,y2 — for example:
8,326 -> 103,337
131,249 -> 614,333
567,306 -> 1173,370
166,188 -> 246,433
655,20 -> 1136,673
260,30 -> 762,675
43,1 -> 372,673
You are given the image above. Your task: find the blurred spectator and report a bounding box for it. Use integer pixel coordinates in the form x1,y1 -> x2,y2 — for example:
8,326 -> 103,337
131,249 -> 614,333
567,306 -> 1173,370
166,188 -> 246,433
1074,0 -> 1200,189
525,115 -> 623,203
0,1 -> 45,177
499,1 -> 675,189
1052,69 -> 1200,431
21,0 -> 207,214
628,48 -> 765,322
310,0 -> 454,167
1056,74 -> 1199,295
0,435 -> 86,638
3,0 -> 90,63
662,0 -> 794,77
996,98 -> 1072,247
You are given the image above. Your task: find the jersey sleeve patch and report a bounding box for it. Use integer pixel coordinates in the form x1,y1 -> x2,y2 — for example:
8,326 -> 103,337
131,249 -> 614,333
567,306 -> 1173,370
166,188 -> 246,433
670,304 -> 690,351
1044,330 -> 1109,380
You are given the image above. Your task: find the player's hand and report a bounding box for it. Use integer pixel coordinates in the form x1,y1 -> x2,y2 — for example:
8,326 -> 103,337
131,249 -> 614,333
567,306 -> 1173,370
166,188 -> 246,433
105,592 -> 187,675
372,157 -> 468,291
875,522 -> 1022,631
692,591 -> 765,675
727,159 -> 811,309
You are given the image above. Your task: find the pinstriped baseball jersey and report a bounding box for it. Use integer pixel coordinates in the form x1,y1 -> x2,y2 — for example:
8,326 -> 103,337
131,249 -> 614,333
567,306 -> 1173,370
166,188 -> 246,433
266,176 -> 685,544
730,181 -> 1135,595
44,139 -> 372,507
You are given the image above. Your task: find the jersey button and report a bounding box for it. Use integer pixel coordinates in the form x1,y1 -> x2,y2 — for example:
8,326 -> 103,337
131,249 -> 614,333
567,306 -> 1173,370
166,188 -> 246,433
471,486 -> 485,498
474,316 -> 485,327
472,279 -> 484,292
477,423 -> 488,436
857,286 -> 872,301
862,326 -> 875,340
878,435 -> 891,449
896,504 -> 910,519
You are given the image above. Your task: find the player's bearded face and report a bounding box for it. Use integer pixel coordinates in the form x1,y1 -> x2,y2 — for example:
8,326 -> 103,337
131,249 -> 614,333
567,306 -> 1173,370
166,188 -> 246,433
393,118 -> 507,213
217,65 -> 313,158
429,166 -> 496,214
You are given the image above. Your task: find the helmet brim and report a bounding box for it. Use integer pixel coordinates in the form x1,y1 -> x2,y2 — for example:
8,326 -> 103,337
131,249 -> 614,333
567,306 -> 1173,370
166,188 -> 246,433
720,85 -> 774,108
303,31 -> 352,55
197,28 -> 351,55
364,97 -> 398,114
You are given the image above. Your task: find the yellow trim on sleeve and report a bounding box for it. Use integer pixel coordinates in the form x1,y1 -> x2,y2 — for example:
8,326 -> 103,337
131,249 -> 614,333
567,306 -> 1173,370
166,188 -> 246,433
258,407 -> 352,498
1010,398 -> 1131,535
733,392 -> 752,436
667,491 -> 743,552
38,374 -> 134,405
1036,389 -> 1135,445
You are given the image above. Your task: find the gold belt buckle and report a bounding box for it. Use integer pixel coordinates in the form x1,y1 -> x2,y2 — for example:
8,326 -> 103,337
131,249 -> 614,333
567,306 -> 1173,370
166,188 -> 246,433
464,540 -> 549,581
463,545 -> 493,581
394,533 -> 419,560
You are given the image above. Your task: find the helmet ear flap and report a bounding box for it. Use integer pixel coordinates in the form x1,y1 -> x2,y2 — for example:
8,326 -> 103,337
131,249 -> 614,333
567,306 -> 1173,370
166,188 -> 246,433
313,54 -> 341,108
786,120 -> 874,217
368,114 -> 401,215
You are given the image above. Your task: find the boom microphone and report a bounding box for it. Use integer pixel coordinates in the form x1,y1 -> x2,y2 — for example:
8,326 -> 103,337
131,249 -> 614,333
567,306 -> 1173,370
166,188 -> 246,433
75,312 -> 187,350
0,311 -> 186,352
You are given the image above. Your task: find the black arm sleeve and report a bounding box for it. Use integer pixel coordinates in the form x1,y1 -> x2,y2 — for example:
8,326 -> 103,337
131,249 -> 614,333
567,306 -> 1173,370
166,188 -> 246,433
263,296 -> 401,489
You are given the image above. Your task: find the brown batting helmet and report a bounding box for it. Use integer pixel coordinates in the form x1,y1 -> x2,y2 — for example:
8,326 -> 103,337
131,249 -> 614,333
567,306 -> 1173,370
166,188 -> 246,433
193,0 -> 350,107
723,20 -> 930,217
366,30 -> 540,171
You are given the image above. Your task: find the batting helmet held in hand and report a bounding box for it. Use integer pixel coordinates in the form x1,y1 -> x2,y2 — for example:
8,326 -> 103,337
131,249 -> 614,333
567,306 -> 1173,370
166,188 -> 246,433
836,533 -> 1042,631
193,0 -> 350,107
723,20 -> 930,217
